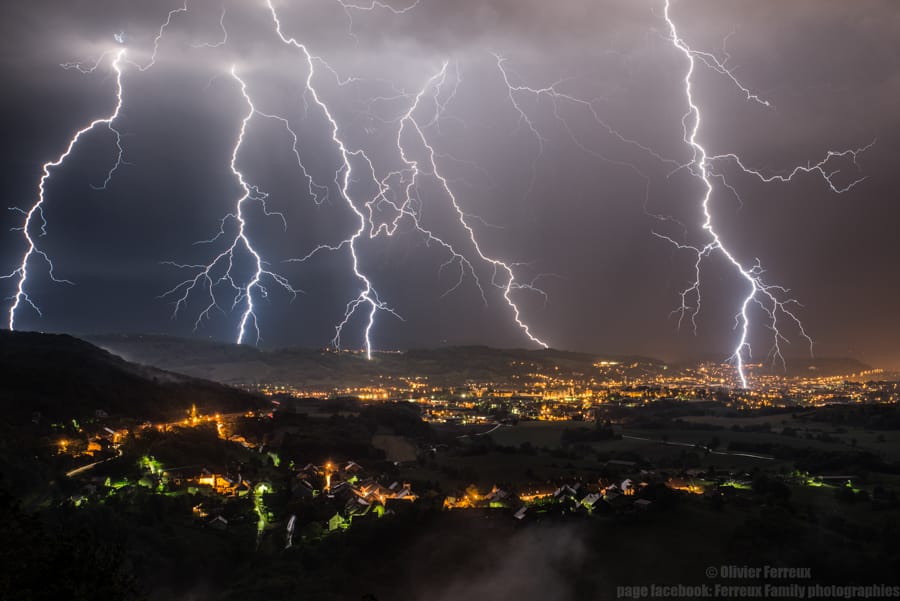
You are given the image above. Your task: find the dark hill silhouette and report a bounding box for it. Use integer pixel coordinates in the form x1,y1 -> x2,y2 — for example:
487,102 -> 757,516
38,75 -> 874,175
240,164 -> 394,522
86,334 -> 664,388
85,334 -> 874,389
0,331 -> 264,422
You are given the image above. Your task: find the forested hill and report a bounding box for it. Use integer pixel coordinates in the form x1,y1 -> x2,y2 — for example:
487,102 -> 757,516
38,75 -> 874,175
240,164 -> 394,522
0,331 -> 264,422
87,333 -> 664,388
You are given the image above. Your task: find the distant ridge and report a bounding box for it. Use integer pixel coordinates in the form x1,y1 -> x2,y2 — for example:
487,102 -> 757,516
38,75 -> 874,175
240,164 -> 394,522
85,333 -> 664,388
83,333 -> 877,389
673,353 -> 873,378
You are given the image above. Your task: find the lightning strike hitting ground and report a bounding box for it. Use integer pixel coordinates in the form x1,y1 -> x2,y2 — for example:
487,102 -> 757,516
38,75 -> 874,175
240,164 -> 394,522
358,67 -> 483,298
271,0 -> 549,353
160,68 -> 310,345
4,49 -> 127,331
268,0 -> 401,358
393,63 -> 550,347
6,2 -> 237,333
660,0 -> 871,388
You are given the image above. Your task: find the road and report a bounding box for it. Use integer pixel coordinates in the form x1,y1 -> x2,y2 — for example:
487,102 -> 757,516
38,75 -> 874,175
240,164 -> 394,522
65,447 -> 123,478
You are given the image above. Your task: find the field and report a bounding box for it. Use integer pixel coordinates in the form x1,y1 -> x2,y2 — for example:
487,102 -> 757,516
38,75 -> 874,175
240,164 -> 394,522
372,434 -> 418,463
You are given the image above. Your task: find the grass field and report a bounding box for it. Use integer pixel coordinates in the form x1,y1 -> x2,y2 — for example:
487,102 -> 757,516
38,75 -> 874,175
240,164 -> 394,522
490,421 -> 576,448
679,414 -> 794,431
679,415 -> 900,462
491,418 -> 900,460
483,419 -> 900,474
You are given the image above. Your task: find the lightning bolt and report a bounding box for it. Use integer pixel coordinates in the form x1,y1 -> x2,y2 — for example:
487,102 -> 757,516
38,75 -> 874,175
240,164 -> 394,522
271,1 -> 549,354
495,53 -> 678,172
131,0 -> 188,72
159,67 -> 317,345
391,62 -> 550,347
334,0 -> 420,44
7,2 -> 233,332
336,0 -> 419,11
494,52 -> 688,233
192,8 -> 228,49
660,0 -> 872,388
4,49 -> 127,331
267,0 -> 404,358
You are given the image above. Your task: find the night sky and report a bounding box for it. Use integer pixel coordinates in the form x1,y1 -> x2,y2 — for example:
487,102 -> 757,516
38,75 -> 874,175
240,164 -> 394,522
1,0 -> 898,367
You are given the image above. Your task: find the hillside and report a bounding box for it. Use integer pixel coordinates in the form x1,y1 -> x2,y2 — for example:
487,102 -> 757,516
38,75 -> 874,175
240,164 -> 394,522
86,334 -> 876,390
0,331 -> 264,422
86,334 -> 664,388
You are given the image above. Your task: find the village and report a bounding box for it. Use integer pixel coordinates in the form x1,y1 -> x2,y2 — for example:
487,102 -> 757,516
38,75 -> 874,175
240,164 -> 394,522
51,392 -> 885,549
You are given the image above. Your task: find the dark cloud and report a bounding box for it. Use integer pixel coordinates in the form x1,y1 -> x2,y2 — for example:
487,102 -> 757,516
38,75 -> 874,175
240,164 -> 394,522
0,0 -> 897,367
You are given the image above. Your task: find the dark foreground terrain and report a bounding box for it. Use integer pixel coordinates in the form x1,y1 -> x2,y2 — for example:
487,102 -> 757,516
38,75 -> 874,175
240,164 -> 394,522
2,332 -> 900,600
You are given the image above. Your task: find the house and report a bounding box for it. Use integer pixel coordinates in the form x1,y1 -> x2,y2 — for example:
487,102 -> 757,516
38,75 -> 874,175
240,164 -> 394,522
328,513 -> 348,531
298,463 -> 321,480
554,483 -> 582,501
485,486 -> 512,508
329,479 -> 350,496
581,492 -> 603,511
345,496 -> 372,518
604,491 -> 629,510
291,477 -> 316,499
209,515 -> 228,530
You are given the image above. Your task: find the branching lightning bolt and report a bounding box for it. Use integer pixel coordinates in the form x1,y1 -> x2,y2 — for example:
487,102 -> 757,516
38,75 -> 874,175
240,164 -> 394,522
192,8 -> 228,49
390,63 -> 550,347
9,2 -> 243,333
660,0 -> 872,388
335,0 -> 419,12
160,67 -> 318,345
334,0 -> 420,44
13,0 -> 873,375
7,0 -> 550,353
131,0 -> 188,72
4,49 -> 127,331
271,1 -> 548,353
493,53 -> 697,244
268,0 -> 403,358
495,54 -> 678,171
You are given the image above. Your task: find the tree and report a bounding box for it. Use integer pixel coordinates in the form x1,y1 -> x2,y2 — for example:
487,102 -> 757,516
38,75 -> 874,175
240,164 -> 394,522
0,487 -> 141,601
